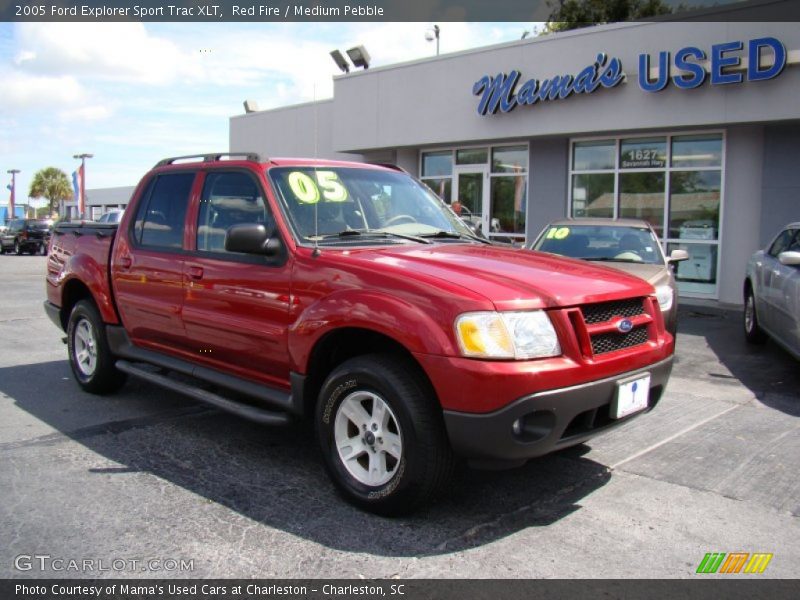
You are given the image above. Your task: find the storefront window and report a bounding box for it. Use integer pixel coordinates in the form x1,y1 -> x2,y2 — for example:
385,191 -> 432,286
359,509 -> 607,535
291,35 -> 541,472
668,242 -> 718,295
492,145 -> 528,173
620,172 -> 665,236
421,151 -> 452,177
573,140 -> 615,170
490,175 -> 527,236
422,178 -> 452,203
671,134 -> 723,168
572,174 -> 614,218
456,148 -> 488,165
620,138 -> 666,169
570,132 -> 723,298
668,171 -> 721,240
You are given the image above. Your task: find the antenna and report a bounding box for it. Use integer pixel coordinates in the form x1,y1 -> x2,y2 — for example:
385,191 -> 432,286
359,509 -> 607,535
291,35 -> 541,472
312,82 -> 321,257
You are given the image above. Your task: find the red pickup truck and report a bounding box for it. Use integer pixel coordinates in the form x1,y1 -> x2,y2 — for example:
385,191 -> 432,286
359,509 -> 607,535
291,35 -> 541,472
45,153 -> 674,514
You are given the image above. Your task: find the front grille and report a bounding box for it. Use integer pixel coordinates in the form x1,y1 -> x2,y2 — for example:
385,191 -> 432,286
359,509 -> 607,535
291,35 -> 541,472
590,326 -> 649,355
581,298 -> 645,324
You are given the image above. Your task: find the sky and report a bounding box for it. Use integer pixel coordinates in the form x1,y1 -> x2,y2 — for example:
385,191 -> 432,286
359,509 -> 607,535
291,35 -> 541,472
0,21 -> 538,208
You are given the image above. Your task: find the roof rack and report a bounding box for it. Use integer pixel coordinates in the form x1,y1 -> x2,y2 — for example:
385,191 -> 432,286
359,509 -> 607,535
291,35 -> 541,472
154,152 -> 263,168
372,163 -> 407,173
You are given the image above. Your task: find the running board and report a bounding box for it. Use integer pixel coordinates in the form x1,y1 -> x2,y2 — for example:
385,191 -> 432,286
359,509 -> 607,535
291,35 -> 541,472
115,360 -> 291,426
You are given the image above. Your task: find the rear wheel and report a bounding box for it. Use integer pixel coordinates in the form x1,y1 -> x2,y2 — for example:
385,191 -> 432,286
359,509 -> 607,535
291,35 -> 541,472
67,300 -> 127,394
744,287 -> 767,344
315,354 -> 454,516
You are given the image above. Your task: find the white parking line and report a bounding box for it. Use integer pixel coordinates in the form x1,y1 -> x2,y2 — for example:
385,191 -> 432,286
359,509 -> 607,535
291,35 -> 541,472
610,404 -> 740,470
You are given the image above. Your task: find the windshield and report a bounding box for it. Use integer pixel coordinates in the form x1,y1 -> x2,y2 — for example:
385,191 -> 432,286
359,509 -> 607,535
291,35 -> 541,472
533,224 -> 665,264
269,166 -> 475,245
27,221 -> 50,230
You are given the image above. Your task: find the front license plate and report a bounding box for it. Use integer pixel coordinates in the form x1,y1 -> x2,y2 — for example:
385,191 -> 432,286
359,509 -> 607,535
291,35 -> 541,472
612,374 -> 651,419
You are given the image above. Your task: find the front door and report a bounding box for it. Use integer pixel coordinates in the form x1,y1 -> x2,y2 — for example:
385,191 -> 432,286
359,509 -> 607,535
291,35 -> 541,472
453,166 -> 488,236
180,170 -> 294,389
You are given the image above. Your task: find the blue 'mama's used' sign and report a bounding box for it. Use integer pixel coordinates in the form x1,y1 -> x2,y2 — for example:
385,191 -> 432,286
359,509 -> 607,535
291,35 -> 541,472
473,37 -> 787,116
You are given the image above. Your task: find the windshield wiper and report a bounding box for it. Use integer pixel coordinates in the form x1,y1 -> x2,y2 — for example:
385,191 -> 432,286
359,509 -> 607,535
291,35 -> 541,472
585,257 -> 643,263
312,230 -> 432,244
420,230 -> 492,244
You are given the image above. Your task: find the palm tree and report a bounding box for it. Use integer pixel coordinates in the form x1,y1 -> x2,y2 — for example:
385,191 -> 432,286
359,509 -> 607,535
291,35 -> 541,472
29,167 -> 73,215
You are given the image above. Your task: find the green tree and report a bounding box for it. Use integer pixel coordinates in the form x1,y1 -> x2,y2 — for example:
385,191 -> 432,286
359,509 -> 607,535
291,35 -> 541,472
545,0 -> 675,33
29,167 -> 73,215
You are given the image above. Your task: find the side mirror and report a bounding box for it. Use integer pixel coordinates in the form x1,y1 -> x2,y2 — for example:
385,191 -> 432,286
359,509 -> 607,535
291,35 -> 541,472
668,249 -> 690,263
778,250 -> 800,266
225,223 -> 282,256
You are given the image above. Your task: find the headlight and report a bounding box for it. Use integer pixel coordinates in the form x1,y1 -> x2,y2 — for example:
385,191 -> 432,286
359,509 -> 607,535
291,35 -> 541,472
655,284 -> 674,312
455,311 -> 561,359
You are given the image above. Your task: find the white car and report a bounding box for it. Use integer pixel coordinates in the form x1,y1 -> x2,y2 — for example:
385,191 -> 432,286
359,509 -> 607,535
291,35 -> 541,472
96,210 -> 124,224
744,222 -> 800,359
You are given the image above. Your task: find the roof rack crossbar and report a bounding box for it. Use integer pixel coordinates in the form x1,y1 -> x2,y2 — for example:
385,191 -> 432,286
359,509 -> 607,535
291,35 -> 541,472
155,152 -> 263,167
372,163 -> 407,173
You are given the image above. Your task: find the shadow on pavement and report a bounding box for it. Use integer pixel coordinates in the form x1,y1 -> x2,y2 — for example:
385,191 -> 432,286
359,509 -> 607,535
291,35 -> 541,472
676,305 -> 800,417
0,360 -> 610,557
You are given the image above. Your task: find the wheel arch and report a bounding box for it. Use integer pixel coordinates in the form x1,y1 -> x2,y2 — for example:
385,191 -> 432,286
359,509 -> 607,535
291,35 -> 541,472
59,279 -> 97,331
300,327 -> 438,419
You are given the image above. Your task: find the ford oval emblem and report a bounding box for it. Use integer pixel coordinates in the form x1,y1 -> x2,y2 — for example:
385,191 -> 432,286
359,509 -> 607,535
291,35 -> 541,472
617,318 -> 634,333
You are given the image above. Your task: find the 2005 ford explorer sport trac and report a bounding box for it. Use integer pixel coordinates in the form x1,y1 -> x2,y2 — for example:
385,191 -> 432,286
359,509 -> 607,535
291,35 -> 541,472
45,153 -> 675,515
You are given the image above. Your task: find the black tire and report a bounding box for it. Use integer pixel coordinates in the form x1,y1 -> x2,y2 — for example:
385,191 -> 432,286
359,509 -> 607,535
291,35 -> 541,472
744,287 -> 768,344
315,354 -> 454,516
67,300 -> 127,394
14,240 -> 22,255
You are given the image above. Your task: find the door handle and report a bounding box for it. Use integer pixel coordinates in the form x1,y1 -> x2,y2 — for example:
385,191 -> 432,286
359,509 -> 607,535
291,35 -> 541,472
188,266 -> 204,280
118,255 -> 132,269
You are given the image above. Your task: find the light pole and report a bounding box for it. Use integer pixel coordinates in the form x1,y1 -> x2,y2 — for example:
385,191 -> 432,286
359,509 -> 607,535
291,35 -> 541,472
73,153 -> 93,219
6,169 -> 19,223
425,25 -> 440,56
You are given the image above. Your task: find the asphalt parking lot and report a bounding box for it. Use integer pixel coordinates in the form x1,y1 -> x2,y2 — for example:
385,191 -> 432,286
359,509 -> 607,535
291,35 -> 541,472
1,255 -> 798,579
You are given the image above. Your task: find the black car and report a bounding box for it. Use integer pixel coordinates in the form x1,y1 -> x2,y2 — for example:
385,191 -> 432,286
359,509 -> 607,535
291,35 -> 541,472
0,219 -> 52,255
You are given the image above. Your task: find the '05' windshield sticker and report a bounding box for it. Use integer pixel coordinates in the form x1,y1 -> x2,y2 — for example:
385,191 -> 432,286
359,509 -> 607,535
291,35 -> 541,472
287,171 -> 349,204
545,226 -> 570,240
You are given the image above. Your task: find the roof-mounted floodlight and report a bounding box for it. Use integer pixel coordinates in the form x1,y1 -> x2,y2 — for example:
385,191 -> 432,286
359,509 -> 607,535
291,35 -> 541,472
243,100 -> 259,113
330,49 -> 350,73
346,45 -> 371,69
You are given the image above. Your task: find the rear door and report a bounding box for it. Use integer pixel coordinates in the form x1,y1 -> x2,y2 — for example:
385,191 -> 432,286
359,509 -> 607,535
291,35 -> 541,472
180,169 -> 294,388
112,171 -> 196,353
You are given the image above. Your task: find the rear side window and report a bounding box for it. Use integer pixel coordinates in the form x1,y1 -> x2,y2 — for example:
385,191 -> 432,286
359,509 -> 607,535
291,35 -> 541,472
133,173 -> 194,249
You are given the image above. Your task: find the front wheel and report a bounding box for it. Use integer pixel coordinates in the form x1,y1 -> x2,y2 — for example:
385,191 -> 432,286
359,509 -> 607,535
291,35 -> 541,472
67,300 -> 127,394
744,287 -> 767,344
315,354 -> 454,516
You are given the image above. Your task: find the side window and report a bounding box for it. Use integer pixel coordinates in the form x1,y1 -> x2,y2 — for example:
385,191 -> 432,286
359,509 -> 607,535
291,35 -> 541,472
133,173 -> 194,249
768,229 -> 794,257
196,171 -> 272,254
786,229 -> 800,253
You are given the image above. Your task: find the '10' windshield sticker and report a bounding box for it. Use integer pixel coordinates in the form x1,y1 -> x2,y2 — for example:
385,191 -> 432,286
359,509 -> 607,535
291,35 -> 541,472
287,171 -> 349,204
545,226 -> 570,240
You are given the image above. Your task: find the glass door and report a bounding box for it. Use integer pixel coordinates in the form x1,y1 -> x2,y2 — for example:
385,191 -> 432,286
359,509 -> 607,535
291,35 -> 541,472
453,166 -> 488,236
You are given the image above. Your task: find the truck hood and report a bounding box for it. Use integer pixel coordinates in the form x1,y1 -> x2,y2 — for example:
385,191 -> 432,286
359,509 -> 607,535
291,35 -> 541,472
346,244 -> 655,310
588,261 -> 672,288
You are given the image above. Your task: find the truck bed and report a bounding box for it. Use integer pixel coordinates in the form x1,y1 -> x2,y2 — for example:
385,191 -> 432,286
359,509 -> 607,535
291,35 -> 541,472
47,222 -> 120,328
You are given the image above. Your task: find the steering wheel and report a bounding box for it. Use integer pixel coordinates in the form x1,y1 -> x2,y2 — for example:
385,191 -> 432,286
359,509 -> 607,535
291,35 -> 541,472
383,214 -> 417,227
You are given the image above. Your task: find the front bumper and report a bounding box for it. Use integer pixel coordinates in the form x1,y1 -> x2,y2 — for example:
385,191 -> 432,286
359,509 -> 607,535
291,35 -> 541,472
43,300 -> 63,330
443,356 -> 673,462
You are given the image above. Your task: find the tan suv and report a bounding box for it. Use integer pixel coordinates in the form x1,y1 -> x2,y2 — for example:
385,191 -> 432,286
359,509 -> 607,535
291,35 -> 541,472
530,218 -> 688,333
